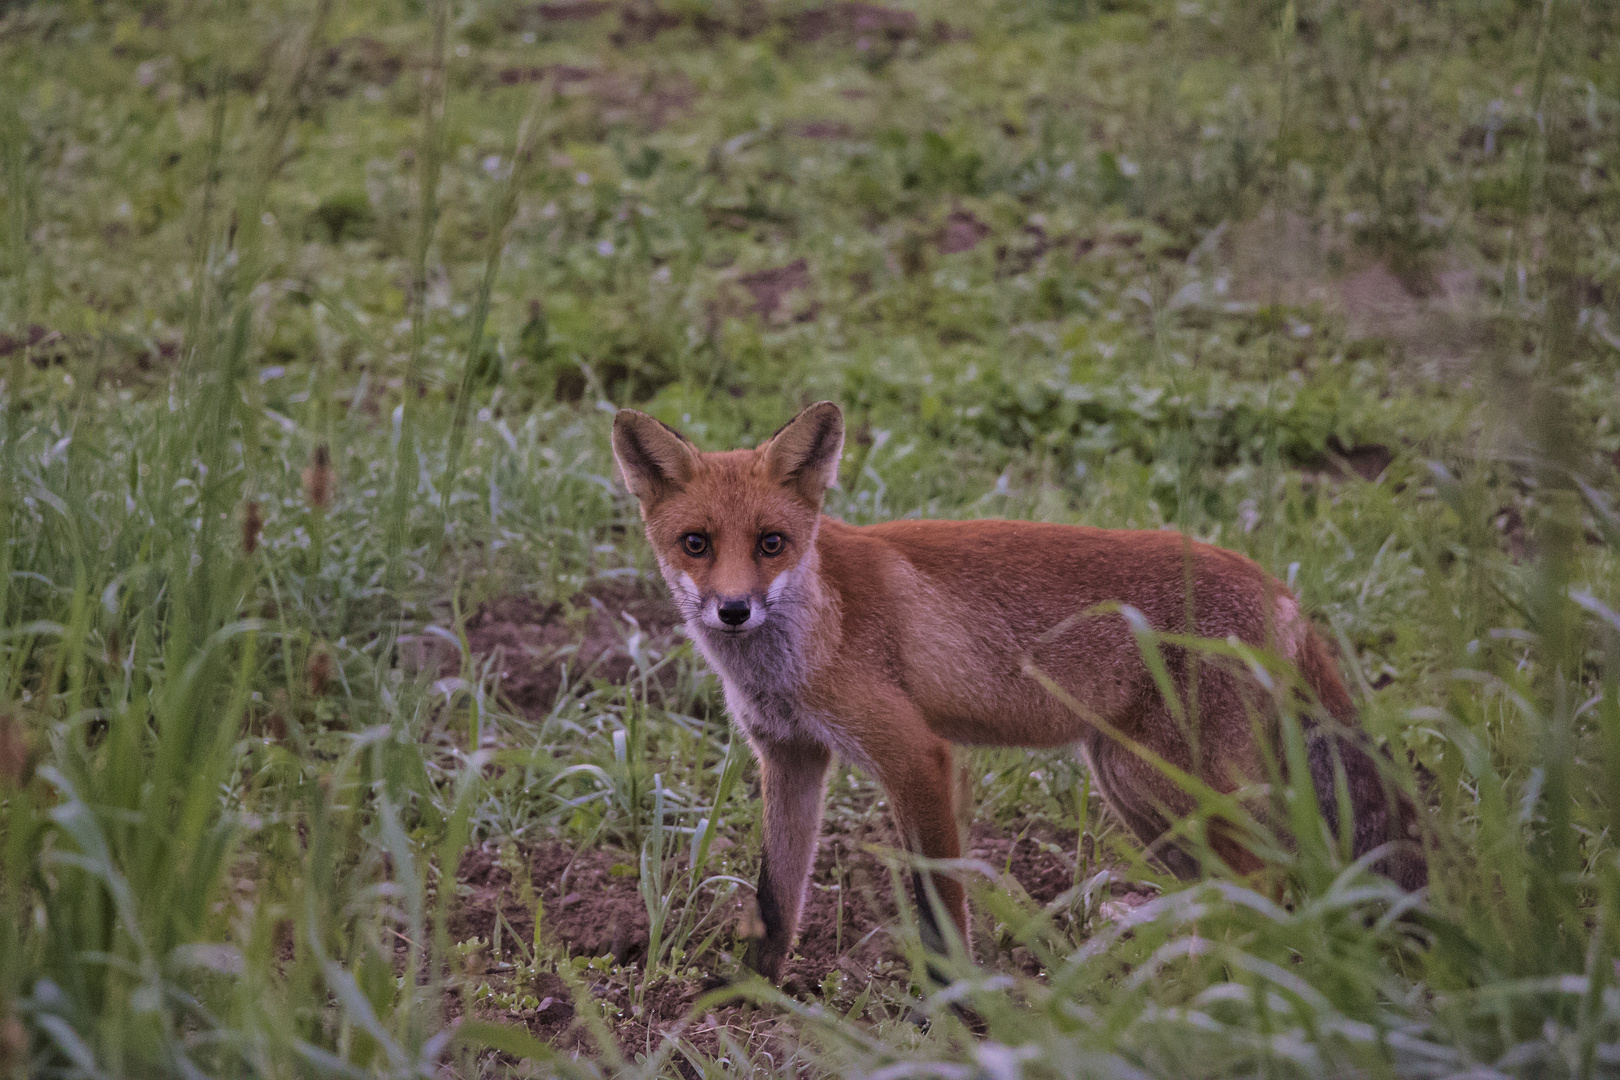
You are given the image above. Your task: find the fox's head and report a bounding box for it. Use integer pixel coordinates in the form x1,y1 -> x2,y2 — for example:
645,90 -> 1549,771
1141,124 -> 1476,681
611,402 -> 844,638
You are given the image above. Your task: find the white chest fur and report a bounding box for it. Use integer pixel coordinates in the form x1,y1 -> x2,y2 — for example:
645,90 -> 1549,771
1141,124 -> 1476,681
659,554 -> 858,758
692,620 -> 809,743
689,615 -> 866,767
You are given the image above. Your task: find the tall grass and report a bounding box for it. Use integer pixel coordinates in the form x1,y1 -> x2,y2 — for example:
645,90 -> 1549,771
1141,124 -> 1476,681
0,0 -> 1617,1076
0,1 -> 547,1075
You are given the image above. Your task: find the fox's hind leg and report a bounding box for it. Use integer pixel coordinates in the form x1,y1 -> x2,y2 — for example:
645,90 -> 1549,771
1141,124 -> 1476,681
748,737 -> 832,982
1079,733 -> 1202,879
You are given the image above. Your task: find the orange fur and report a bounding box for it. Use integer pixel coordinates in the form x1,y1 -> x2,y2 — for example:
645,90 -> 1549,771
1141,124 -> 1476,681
612,403 -> 1424,981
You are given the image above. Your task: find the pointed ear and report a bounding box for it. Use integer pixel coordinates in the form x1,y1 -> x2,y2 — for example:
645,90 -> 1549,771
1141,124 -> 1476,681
762,401 -> 844,503
612,409 -> 697,505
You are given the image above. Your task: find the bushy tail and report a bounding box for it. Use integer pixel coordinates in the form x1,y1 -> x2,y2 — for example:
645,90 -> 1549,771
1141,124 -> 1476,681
1296,629 -> 1428,891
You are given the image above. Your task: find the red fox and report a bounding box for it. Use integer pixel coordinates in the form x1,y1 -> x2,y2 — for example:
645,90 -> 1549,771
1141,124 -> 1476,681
612,402 -> 1426,981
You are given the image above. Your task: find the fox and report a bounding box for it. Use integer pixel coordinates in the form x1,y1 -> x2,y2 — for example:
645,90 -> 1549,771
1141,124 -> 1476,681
611,401 -> 1426,982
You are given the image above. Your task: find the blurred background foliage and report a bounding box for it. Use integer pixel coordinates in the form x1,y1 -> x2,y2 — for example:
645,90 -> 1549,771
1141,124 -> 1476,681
1,0 -> 1619,1074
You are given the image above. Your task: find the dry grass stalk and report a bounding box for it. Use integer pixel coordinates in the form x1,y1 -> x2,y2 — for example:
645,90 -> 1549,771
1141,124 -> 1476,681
303,444 -> 335,510
0,712 -> 31,787
306,645 -> 333,697
241,500 -> 263,555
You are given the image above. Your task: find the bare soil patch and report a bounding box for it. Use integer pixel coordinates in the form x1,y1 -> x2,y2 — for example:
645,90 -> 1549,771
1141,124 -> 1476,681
787,2 -> 917,45
0,325 -> 71,368
936,209 -> 991,255
423,579 -> 681,716
452,813 -> 1128,1050
1326,437 -> 1394,483
587,70 -> 696,131
731,258 -> 818,324
996,221 -> 1051,276
1296,436 -> 1397,486
967,820 -> 1082,906
525,0 -> 612,22
456,843 -> 652,965
487,63 -> 694,131
786,119 -> 852,140
606,1 -> 957,52
495,62 -> 595,86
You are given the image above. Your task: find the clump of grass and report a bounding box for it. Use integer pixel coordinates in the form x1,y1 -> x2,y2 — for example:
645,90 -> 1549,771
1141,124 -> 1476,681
0,2 -> 558,1074
1,0 -> 1617,1075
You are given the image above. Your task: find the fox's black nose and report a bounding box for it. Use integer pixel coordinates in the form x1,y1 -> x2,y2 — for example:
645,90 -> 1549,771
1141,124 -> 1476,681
717,599 -> 751,626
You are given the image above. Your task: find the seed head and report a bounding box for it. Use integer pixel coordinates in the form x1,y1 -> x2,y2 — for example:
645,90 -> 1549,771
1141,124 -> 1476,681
263,709 -> 288,742
0,713 -> 32,788
307,645 -> 334,697
303,444 -> 336,511
0,1015 -> 26,1075
241,500 -> 263,555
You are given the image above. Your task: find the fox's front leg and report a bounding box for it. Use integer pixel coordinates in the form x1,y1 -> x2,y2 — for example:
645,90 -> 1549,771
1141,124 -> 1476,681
873,732 -> 970,961
748,737 -> 832,982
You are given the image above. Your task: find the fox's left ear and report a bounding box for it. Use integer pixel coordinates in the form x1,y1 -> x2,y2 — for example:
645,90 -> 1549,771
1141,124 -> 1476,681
763,401 -> 844,504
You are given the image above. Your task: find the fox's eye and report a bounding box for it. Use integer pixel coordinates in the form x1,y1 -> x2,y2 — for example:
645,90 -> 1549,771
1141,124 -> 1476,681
759,533 -> 784,557
681,533 -> 709,557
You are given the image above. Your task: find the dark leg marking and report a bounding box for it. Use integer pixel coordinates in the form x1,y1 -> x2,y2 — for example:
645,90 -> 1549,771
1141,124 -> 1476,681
911,870 -> 953,987
750,853 -> 790,979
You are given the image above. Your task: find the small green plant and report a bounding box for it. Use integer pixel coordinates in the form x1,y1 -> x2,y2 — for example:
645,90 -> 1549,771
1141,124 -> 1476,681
1,0 -> 1616,1074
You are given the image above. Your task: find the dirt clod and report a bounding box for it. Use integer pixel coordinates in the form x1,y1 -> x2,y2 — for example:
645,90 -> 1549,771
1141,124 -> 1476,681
1327,437 -> 1393,482
489,64 -> 694,131
937,210 -> 990,254
787,119 -> 852,140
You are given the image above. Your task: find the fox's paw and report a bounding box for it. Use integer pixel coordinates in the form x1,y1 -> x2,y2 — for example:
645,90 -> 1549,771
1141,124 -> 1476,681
746,938 -> 788,983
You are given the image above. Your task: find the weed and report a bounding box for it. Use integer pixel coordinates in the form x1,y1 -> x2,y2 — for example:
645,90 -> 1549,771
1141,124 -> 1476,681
1,0 -> 1617,1075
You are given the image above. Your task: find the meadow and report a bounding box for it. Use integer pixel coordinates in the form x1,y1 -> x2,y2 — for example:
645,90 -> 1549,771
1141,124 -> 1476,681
1,0 -> 1618,1075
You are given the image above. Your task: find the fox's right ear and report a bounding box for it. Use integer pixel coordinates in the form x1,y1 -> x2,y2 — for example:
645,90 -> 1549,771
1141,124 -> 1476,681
611,410 -> 696,506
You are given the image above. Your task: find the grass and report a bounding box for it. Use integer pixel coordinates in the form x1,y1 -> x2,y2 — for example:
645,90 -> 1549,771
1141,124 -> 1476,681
0,0 -> 1618,1075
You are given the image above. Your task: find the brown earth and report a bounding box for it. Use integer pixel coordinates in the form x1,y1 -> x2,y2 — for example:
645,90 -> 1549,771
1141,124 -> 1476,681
607,1 -> 949,49
1325,436 -> 1394,483
495,63 -> 596,86
518,0 -> 612,23
0,325 -> 73,369
996,222 -> 1051,277
786,119 -> 852,140
317,35 -> 404,96
1293,435 -> 1396,487
405,578 -> 682,716
0,325 -> 179,389
936,209 -> 991,255
736,258 -> 817,324
455,842 -> 651,967
451,810 -> 1142,1053
489,63 -> 694,131
787,2 -> 918,45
